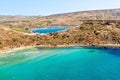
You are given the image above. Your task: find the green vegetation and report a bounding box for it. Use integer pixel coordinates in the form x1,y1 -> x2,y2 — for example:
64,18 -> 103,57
79,26 -> 85,30
11,27 -> 29,33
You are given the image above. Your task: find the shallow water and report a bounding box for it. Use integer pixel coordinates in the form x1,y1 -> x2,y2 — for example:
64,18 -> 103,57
32,27 -> 68,34
0,47 -> 120,80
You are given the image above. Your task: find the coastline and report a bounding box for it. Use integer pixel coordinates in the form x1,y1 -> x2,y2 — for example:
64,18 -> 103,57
0,44 -> 120,54
1,21 -> 120,54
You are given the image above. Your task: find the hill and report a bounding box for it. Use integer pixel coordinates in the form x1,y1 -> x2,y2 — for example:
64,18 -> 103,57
1,8 -> 120,29
0,21 -> 120,52
0,16 -> 39,22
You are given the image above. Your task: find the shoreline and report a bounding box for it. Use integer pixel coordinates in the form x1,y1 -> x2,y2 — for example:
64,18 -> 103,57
0,44 -> 120,54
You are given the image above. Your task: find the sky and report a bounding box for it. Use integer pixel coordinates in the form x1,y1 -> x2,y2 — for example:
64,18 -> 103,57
0,0 -> 120,15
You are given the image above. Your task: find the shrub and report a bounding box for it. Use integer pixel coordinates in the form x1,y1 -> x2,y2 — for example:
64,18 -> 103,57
12,38 -> 18,42
0,41 -> 2,45
80,26 -> 85,30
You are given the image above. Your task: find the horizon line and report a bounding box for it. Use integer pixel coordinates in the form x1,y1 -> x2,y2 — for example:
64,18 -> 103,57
0,8 -> 119,16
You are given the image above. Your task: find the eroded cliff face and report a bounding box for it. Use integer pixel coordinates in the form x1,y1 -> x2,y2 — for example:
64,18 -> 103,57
0,21 -> 120,52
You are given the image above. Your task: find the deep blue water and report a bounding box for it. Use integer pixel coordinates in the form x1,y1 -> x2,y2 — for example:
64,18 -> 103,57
32,27 -> 68,34
0,47 -> 120,80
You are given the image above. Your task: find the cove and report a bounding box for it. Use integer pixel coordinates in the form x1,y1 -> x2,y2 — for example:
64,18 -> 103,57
0,47 -> 120,80
32,27 -> 68,34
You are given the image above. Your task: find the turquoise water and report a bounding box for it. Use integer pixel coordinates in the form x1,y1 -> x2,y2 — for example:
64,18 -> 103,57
32,27 -> 68,34
0,47 -> 120,80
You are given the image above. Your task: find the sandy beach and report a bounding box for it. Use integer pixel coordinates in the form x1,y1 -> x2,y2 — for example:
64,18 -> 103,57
0,44 -> 120,54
